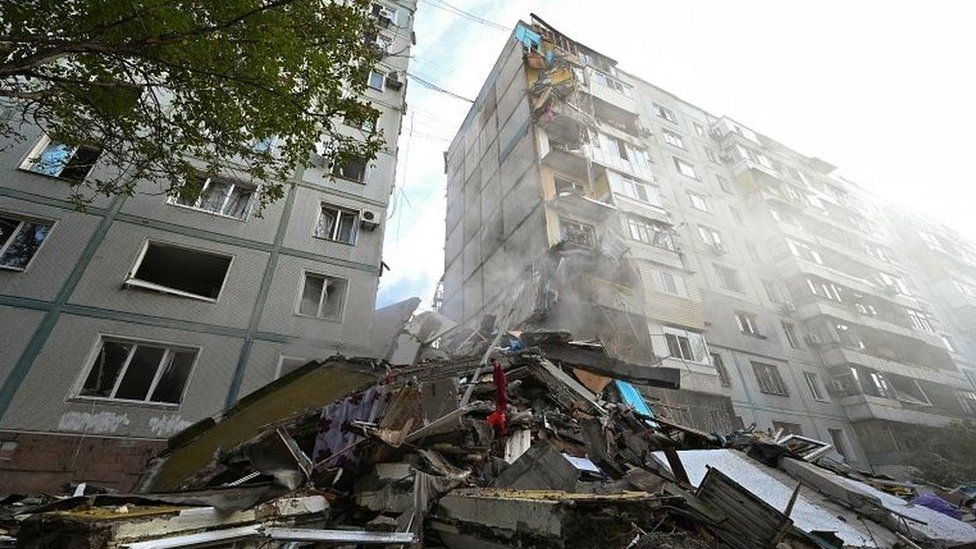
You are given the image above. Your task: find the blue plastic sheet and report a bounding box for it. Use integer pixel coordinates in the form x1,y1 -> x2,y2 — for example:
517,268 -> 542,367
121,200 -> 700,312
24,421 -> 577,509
615,380 -> 658,428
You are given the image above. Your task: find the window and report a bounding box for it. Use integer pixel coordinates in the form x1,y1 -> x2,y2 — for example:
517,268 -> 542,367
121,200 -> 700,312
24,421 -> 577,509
787,239 -> 823,264
827,428 -> 849,458
752,361 -> 789,395
22,136 -> 102,181
316,204 -> 359,244
697,225 -> 725,251
654,103 -> 677,123
298,272 -> 348,319
807,278 -> 843,302
693,121 -> 706,136
554,174 -> 585,194
367,70 -> 385,90
853,300 -> 878,317
608,172 -> 662,207
277,356 -> 310,378
772,421 -> 803,436
673,157 -> 699,179
876,272 -> 910,296
907,309 -> 933,333
714,263 -> 742,292
657,270 -> 688,297
888,374 -> 931,406
688,192 -> 709,212
627,216 -> 675,250
782,322 -> 801,348
0,213 -> 52,271
711,352 -> 732,387
331,155 -> 368,183
611,137 -> 630,160
804,372 -> 826,401
560,218 -> 596,248
661,129 -> 685,149
836,323 -> 865,349
763,280 -> 784,304
663,328 -> 707,362
716,175 -> 732,193
171,176 -> 254,220
941,334 -> 958,353
704,148 -> 719,163
735,311 -> 761,336
79,337 -> 197,405
371,3 -> 398,26
125,242 -> 232,302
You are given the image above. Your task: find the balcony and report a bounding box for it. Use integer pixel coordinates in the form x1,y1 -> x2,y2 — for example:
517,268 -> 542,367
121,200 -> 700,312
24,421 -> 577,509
773,256 -> 920,310
658,357 -> 732,398
796,299 -> 944,349
838,393 -> 957,428
820,345 -> 968,390
584,67 -> 638,115
537,128 -> 653,183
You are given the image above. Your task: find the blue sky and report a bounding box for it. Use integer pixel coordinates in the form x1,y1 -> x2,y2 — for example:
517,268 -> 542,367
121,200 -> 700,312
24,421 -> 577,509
377,0 -> 976,310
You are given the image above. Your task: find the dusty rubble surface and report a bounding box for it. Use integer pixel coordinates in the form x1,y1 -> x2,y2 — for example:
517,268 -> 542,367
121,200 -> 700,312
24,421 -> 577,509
4,329 -> 976,548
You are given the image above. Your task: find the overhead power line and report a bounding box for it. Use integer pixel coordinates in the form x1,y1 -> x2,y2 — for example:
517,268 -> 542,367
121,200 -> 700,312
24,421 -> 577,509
420,0 -> 509,31
407,72 -> 474,103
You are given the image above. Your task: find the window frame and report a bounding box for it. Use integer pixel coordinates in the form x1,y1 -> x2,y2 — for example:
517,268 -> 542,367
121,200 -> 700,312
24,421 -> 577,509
19,134 -> 102,181
735,311 -> 762,336
0,211 -> 55,272
367,69 -> 386,91
711,352 -> 732,387
688,191 -> 710,212
124,240 -> 234,303
627,215 -> 675,250
782,322 -> 802,349
803,371 -> 827,401
906,308 -> 934,333
654,103 -> 678,123
167,175 -> 255,221
661,129 -> 686,149
672,156 -> 699,180
752,361 -> 789,396
73,334 -> 200,407
295,270 -> 348,321
315,203 -> 360,245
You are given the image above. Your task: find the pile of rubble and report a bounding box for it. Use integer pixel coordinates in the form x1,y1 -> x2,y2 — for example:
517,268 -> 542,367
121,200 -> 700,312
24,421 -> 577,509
5,327 -> 976,548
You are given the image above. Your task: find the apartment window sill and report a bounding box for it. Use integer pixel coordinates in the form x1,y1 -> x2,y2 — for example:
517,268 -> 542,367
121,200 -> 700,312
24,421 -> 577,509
67,396 -> 181,410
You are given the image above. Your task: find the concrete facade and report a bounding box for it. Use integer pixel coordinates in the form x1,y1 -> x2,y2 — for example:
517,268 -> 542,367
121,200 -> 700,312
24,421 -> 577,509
440,16 -> 976,472
0,0 -> 416,491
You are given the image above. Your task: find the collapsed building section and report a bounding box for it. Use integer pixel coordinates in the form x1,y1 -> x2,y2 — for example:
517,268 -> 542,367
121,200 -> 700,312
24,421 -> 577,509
441,14 -> 736,437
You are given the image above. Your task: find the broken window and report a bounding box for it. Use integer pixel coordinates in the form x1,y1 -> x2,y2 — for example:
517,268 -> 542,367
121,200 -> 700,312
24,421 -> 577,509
673,156 -> 698,179
804,372 -> 826,401
627,216 -> 674,250
688,191 -> 709,211
657,270 -> 688,297
782,322 -> 802,348
298,272 -> 347,319
21,135 -> 102,181
331,155 -> 368,183
553,174 -> 584,195
316,204 -> 359,244
735,311 -> 761,336
714,264 -> 742,292
654,103 -> 677,123
772,421 -> 803,436
125,242 -> 232,301
559,218 -> 596,248
171,175 -> 254,220
0,213 -> 53,271
887,374 -> 932,406
752,361 -> 788,395
711,352 -> 732,387
80,337 -> 197,404
661,129 -> 685,149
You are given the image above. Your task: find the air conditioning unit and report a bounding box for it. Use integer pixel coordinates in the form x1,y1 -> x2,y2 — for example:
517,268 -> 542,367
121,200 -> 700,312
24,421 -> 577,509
359,210 -> 381,231
385,72 -> 403,91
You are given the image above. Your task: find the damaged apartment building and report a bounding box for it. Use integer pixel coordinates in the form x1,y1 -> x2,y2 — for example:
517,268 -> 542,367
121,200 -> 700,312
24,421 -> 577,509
0,1 -> 417,492
440,14 -> 976,474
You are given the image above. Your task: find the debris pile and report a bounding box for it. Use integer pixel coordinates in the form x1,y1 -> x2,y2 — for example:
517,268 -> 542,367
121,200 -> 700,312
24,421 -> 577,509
6,328 -> 976,548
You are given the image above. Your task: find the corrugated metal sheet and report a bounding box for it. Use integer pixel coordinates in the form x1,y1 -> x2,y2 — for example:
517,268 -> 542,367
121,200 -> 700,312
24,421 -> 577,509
695,465 -> 792,549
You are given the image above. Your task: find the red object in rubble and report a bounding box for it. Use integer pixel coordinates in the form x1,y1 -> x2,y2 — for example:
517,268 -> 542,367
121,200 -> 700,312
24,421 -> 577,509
486,358 -> 507,437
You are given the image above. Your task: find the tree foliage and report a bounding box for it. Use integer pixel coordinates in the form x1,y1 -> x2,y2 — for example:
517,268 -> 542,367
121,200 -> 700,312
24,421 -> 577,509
909,420 -> 976,487
0,0 -> 385,209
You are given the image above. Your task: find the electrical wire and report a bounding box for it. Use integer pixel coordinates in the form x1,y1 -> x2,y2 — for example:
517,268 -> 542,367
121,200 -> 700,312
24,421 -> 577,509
419,0 -> 509,31
407,72 -> 474,103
